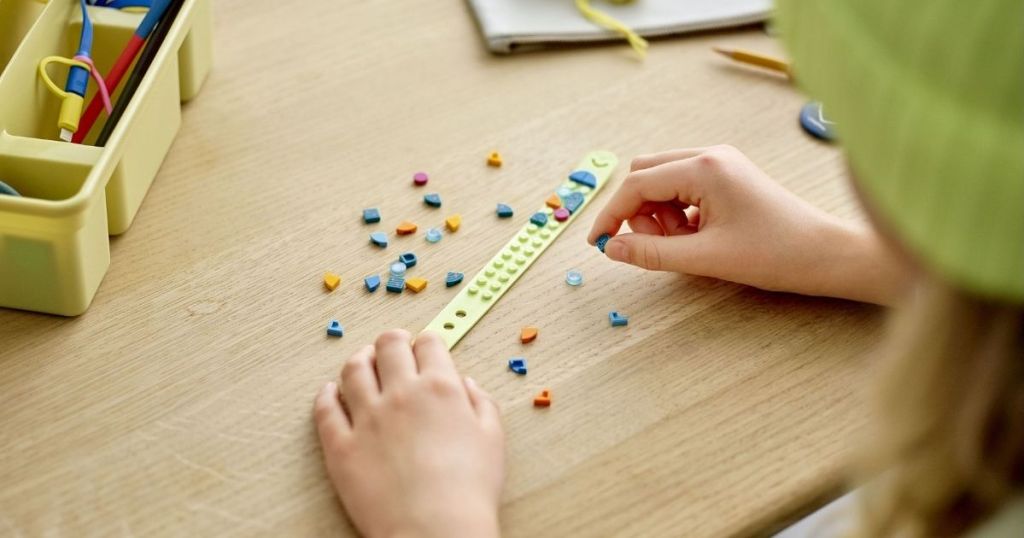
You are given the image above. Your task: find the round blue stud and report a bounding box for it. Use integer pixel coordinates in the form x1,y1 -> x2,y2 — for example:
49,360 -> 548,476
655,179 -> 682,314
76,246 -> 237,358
566,269 -> 583,287
426,228 -> 442,243
390,262 -> 407,276
799,101 -> 837,142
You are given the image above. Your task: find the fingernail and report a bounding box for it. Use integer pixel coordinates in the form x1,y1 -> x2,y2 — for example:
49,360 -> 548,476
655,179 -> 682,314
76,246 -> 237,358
465,376 -> 477,388
324,381 -> 337,394
606,239 -> 627,262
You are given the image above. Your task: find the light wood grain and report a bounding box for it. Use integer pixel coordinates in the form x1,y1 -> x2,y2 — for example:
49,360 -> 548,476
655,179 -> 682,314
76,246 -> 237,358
0,1 -> 885,536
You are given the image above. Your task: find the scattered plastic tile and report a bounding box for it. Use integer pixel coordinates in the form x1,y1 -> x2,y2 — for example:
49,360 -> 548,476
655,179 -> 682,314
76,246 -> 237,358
529,212 -> 548,227
445,214 -> 461,232
323,272 -> 341,291
596,233 -> 610,253
565,269 -> 583,286
362,208 -> 381,224
533,388 -> 552,407
608,311 -> 629,327
496,203 -> 514,218
445,272 -> 464,287
487,151 -> 503,167
508,357 -> 527,375
569,170 -> 597,189
413,172 -> 429,186
327,320 -> 344,337
424,193 -> 442,208
426,228 -> 442,243
405,277 -> 428,293
553,207 -> 570,222
545,194 -> 562,209
370,231 -> 389,248
520,326 -> 538,344
396,221 -> 418,235
399,252 -> 418,268
563,192 -> 585,214
386,275 -> 405,293
364,274 -> 381,292
390,262 -> 407,276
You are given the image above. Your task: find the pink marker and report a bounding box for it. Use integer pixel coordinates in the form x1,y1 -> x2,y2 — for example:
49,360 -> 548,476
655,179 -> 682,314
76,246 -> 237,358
413,172 -> 429,186
554,207 -> 570,222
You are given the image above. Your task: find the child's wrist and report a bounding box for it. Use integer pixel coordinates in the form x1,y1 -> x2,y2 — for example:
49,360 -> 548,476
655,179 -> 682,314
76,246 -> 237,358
825,222 -> 913,306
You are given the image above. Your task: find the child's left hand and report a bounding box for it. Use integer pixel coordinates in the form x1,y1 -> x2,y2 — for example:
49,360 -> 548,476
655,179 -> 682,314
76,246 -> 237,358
313,330 -> 505,538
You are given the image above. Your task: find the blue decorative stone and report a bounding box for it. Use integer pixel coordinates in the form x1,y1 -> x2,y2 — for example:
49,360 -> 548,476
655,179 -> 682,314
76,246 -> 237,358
569,170 -> 597,189
362,207 -> 381,223
565,269 -> 583,287
445,272 -> 464,287
327,320 -> 344,337
608,311 -> 629,327
508,357 -> 528,375
370,231 -> 388,248
425,228 -> 442,243
563,192 -> 585,214
424,193 -> 442,207
596,233 -> 610,253
529,212 -> 548,227
364,274 -> 381,292
386,275 -> 405,293
398,252 -> 417,268
496,203 -> 514,218
556,186 -> 572,198
799,100 -> 837,142
389,262 -> 407,276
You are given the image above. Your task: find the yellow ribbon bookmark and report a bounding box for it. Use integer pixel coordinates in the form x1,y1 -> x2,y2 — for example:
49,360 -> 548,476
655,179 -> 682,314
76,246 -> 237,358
575,0 -> 649,58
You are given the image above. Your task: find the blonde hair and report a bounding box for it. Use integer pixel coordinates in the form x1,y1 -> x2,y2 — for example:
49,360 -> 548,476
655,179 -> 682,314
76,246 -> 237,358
858,277 -> 1024,536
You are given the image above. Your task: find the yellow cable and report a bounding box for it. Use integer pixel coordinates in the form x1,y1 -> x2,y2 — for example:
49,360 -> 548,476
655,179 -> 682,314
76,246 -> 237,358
575,0 -> 649,58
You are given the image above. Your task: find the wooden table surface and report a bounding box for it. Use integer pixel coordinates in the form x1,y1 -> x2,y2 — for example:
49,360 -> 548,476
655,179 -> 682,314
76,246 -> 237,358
0,1 -> 885,536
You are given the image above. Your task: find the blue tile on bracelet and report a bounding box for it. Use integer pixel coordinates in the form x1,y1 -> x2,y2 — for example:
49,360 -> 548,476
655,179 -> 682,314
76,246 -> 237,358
568,170 -> 597,189
563,192 -> 585,214
529,212 -> 548,227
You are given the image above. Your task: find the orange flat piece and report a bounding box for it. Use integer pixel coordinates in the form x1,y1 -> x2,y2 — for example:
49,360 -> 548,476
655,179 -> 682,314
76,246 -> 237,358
520,326 -> 538,344
323,272 -> 341,291
405,277 -> 428,293
533,389 -> 551,407
445,214 -> 461,232
545,194 -> 561,209
396,221 -> 418,235
487,151 -> 502,167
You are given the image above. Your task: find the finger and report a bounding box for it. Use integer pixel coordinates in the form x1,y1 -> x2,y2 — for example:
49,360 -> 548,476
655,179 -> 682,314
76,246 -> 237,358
412,330 -> 457,377
629,147 -> 709,172
627,215 -> 664,236
340,345 -> 380,414
464,377 -> 501,428
604,231 -> 715,272
589,158 -> 707,244
653,203 -> 691,236
685,206 -> 701,229
314,382 -> 351,450
374,329 -> 417,389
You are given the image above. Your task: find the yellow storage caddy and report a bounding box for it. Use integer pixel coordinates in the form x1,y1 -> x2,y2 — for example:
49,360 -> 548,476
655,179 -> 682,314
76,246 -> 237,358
0,0 -> 213,315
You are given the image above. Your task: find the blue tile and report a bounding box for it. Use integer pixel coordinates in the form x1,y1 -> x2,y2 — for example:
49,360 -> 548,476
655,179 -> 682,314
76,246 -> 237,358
508,357 -> 528,375
327,320 -> 344,337
370,231 -> 388,248
364,274 -> 381,292
569,170 -> 597,189
386,276 -> 405,293
425,228 -> 442,243
496,203 -> 514,218
424,193 -> 442,207
398,252 -> 417,268
596,233 -> 610,253
608,311 -> 629,327
529,212 -> 548,227
563,192 -> 585,214
445,272 -> 465,287
362,208 -> 381,223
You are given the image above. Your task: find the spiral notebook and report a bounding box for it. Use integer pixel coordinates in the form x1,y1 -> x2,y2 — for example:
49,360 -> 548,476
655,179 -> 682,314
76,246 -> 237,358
467,0 -> 772,53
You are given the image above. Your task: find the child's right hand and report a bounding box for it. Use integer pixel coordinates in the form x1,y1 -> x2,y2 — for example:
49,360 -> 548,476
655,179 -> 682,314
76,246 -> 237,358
588,145 -> 911,305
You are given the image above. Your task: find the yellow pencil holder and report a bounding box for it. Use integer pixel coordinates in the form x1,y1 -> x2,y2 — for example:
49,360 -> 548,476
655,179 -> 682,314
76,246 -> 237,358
0,0 -> 213,315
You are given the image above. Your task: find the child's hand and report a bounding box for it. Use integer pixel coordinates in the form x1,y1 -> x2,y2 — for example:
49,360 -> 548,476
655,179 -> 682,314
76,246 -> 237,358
314,330 -> 504,538
588,145 -> 911,305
